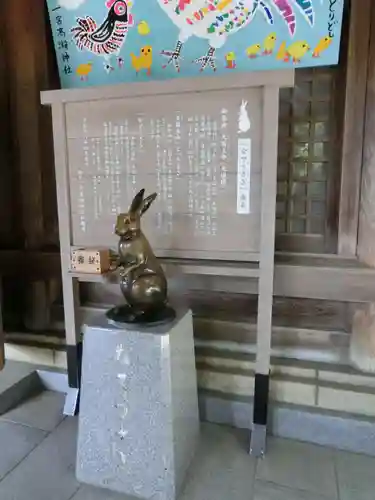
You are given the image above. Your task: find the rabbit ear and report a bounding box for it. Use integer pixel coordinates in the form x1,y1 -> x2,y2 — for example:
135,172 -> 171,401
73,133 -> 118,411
141,192 -> 157,216
129,189 -> 145,214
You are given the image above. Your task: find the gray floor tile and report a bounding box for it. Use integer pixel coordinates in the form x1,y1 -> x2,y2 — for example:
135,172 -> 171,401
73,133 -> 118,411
340,489 -> 374,500
335,450 -> 375,500
2,384 -> 375,500
0,417 -> 79,500
256,438 -> 338,499
71,485 -> 134,500
179,423 -> 256,500
0,361 -> 37,394
0,421 -> 46,481
253,481 -> 337,500
1,391 -> 65,431
71,486 -> 139,500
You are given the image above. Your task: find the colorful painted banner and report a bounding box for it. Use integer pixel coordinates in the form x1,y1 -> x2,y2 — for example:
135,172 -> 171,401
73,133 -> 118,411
46,0 -> 344,89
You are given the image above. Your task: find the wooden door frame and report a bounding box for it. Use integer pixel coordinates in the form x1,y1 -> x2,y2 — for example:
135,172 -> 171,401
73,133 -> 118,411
0,0 -> 6,369
337,0 -> 372,256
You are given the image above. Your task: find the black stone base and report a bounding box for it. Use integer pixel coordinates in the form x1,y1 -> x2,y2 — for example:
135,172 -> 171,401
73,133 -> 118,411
106,304 -> 176,328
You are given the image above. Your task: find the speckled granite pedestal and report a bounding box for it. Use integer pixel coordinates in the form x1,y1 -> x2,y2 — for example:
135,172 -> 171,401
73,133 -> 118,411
76,309 -> 199,500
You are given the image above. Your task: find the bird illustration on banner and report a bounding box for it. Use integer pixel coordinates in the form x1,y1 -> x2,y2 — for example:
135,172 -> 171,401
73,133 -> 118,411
158,0 -> 317,72
71,0 -> 134,69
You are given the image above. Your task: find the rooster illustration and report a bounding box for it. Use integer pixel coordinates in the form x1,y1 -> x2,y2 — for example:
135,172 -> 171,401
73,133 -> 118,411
71,0 -> 134,67
159,0 -> 315,72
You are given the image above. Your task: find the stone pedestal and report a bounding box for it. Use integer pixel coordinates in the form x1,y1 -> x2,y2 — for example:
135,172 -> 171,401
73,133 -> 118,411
76,309 -> 199,500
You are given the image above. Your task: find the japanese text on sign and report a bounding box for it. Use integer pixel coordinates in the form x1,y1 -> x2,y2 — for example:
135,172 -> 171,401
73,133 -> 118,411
54,7 -> 72,76
237,138 -> 251,214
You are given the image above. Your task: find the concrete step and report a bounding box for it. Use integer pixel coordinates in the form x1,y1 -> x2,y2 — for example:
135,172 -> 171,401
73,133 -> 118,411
196,348 -> 375,419
199,390 -> 375,456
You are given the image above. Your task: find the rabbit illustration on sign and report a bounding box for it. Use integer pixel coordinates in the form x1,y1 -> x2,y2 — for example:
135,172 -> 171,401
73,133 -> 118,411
238,100 -> 251,134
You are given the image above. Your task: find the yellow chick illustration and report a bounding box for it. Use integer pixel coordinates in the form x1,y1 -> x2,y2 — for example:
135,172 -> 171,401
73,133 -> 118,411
225,51 -> 236,69
76,62 -> 93,81
277,41 -> 310,64
276,41 -> 287,60
312,36 -> 332,57
263,32 -> 277,55
138,20 -> 150,36
246,43 -> 261,59
131,46 -> 153,76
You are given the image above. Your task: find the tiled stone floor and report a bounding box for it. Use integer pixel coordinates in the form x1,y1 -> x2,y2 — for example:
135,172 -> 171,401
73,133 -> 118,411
0,390 -> 373,500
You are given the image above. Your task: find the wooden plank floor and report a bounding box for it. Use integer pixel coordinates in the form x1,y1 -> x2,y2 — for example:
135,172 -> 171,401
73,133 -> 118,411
0,389 -> 373,499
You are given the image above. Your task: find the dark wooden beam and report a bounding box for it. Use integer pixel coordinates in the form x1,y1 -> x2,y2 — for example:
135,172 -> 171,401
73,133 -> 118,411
81,253 -> 375,303
0,251 -> 60,278
358,2 -> 375,267
183,261 -> 375,302
2,249 -> 375,302
338,0 -> 372,255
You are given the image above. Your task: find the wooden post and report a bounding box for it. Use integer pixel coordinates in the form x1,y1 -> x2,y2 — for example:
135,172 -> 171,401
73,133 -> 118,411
358,4 -> 375,266
51,103 -> 82,414
338,0 -> 372,256
250,85 -> 280,456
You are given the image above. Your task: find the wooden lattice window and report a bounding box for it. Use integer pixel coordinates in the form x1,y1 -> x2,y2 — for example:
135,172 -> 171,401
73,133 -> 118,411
276,67 -> 339,253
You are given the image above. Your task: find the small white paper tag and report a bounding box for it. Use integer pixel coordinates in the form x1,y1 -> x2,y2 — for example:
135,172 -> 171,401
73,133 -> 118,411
237,138 -> 251,214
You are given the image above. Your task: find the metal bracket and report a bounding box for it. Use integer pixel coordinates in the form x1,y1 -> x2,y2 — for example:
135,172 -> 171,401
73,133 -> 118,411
63,342 -> 82,416
67,343 -> 82,389
63,388 -> 80,416
250,372 -> 269,457
249,423 -> 267,457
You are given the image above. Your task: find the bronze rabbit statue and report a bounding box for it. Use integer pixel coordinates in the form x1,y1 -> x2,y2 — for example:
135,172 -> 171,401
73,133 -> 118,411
113,189 -> 168,319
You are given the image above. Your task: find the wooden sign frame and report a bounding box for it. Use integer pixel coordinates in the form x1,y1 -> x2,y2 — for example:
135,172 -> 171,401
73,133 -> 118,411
41,69 -> 294,456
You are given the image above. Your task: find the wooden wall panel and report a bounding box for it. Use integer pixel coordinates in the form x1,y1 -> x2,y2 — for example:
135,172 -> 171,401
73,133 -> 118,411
1,0 -> 59,330
1,0 -> 58,250
0,3 -> 18,248
37,4 -> 59,248
5,0 -> 48,248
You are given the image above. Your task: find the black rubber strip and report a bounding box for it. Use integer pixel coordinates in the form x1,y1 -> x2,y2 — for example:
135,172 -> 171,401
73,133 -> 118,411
253,372 -> 270,425
67,342 -> 82,389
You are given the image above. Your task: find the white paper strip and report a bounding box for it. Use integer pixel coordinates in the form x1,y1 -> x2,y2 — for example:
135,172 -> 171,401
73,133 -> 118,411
237,138 -> 251,214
